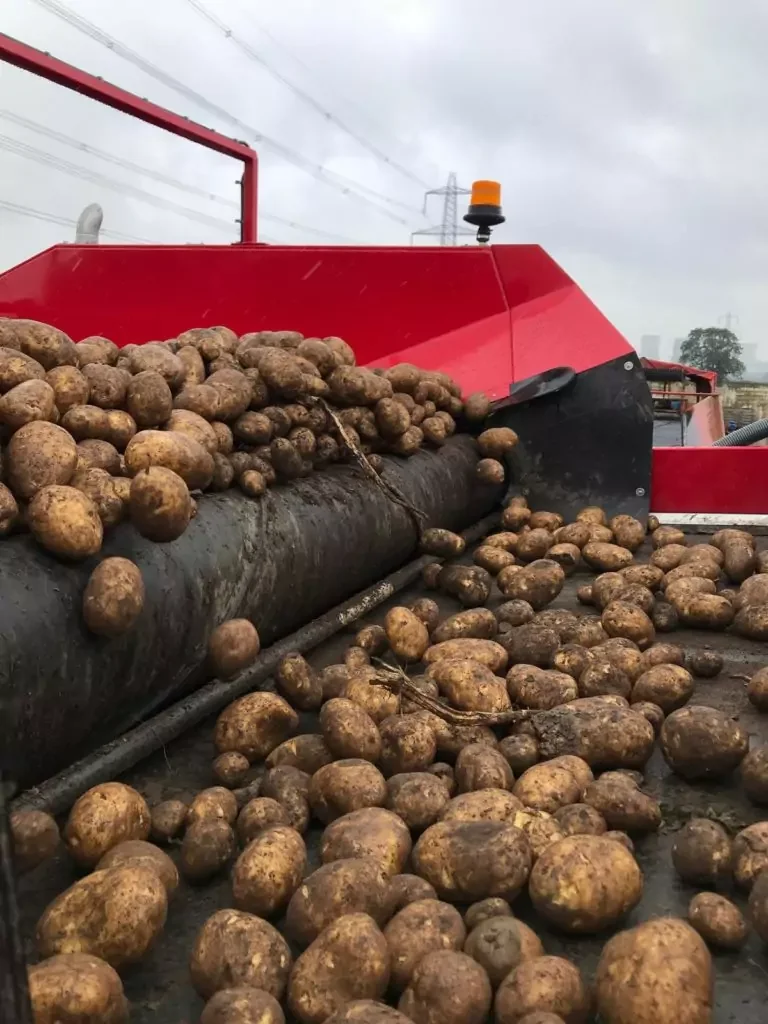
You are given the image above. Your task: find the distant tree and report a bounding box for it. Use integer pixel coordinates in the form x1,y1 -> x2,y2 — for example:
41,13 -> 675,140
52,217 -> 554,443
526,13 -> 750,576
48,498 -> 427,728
680,327 -> 745,381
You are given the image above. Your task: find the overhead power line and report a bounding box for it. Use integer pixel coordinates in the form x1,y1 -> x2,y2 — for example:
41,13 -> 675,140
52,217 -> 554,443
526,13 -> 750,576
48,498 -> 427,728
182,0 -> 431,189
0,197 -> 155,242
0,119 -> 364,243
27,0 -> 421,224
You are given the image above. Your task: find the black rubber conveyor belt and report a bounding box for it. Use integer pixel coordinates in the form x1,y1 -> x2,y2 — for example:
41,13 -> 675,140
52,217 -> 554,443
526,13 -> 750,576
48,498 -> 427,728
0,435 -> 501,788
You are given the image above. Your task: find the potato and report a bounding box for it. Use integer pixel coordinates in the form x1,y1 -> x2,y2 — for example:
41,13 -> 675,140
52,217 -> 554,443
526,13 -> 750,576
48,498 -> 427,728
258,767 -> 311,833
671,818 -> 733,885
477,426 -> 518,459
386,772 -> 451,829
412,820 -> 531,901
734,604 -> 768,640
722,539 -> 756,583
28,952 -> 128,1024
37,863 -> 167,966
6,420 -> 78,498
591,572 -> 626,610
10,809 -> 60,873
553,802 -> 607,837
45,364 -> 90,414
74,438 -> 120,475
231,825 -> 306,916
534,702 -> 655,770
498,560 -> 565,611
270,652 -> 321,711
234,797 -> 288,847
344,667 -> 400,723
577,661 -> 631,699
207,619 -> 261,681
455,744 -> 514,792
200,987 -> 285,1024
583,541 -> 633,572
80,556 -> 143,637
661,705 -> 748,780
576,504 -> 607,526
318,700 -> 380,764
653,525 -> 687,548
214,692 -> 297,761
546,542 -> 581,574
396,949 -> 491,1024
424,637 -> 507,673
516,528 -> 554,562
0,345 -> 46,391
733,821 -> 768,888
309,759 -> 386,822
263,736 -> 329,777
748,870 -> 768,941
502,502 -> 532,531
583,774 -> 660,834
485,530 -> 520,552
124,428 -> 213,489
464,916 -> 535,987
288,913 -> 390,1024
507,666 -> 579,710
186,787 -> 238,828
529,833 -> 642,933
96,838 -> 178,896
190,908 -> 292,1000
438,789 -> 522,826
595,917 -> 712,1024
631,700 -> 665,734
0,377 -> 56,429
380,714 -> 438,775
513,758 -> 587,813
600,601 -> 654,649
381,898 -> 466,991
505,623 -> 560,667
497,599 -> 535,627
127,342 -> 184,389
322,807 -> 411,875
63,782 -> 150,868
740,746 -> 768,807
686,892 -> 747,950
621,564 -> 664,590
0,481 -> 18,535
431,609 -> 497,645
437,564 -> 492,606
495,955 -> 589,1024
498,733 -> 539,774
649,542 -> 686,572
213,751 -> 250,787
346,645 -> 371,670
384,606 -> 429,662
549,645 -> 590,681
149,799 -> 187,843
125,465 -> 192,541
746,666 -> 768,711
676,592 -> 734,629
632,663 -> 693,713
608,514 -> 645,552
430,658 -> 510,713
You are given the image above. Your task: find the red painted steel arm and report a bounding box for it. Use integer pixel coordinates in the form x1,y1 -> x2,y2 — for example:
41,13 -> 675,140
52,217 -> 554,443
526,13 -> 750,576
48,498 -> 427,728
0,32 -> 258,242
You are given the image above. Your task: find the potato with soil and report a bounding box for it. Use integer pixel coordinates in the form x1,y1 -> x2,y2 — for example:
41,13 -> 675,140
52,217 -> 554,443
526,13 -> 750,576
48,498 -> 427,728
200,988 -> 285,1024
0,378 -> 56,429
150,800 -> 187,844
380,714 -> 437,776
309,759 -> 387,823
265,734 -> 332,775
554,803 -> 607,837
232,825 -> 306,916
7,420 -> 78,498
529,834 -> 642,933
464,915 -> 537,987
675,592 -> 734,629
499,734 -> 540,775
344,667 -> 401,723
28,952 -> 128,1024
672,818 -> 733,885
0,481 -> 18,535
82,556 -> 144,637
383,898 -> 466,991
0,345 -> 46,391
123,428 -> 213,489
214,691 -> 297,761
259,767 -> 311,834
661,705 -> 749,780
515,528 -> 554,562
507,666 -> 579,710
46,364 -> 90,414
513,758 -> 588,813
420,527 -> 466,557
96,839 -> 178,896
595,916 -> 712,1024
741,746 -> 768,805
63,782 -> 150,868
385,606 -> 430,662
439,789 -> 523,826
495,956 -> 590,1024
412,819 -> 532,901
386,772 -> 451,829
534,702 -> 655,770
425,637 -> 508,672
497,560 -> 565,611
37,863 -> 167,967
322,807 -> 412,876
477,425 -> 519,459
734,604 -> 768,640
609,514 -> 645,552
398,950 -> 492,1024
213,751 -> 250,787
505,622 -> 560,667
497,599 -> 536,628
687,892 -> 747,949
10,809 -> 60,874
552,644 -> 592,680
600,600 -> 654,649
455,743 -> 514,793
320,698 -> 382,763
437,564 -> 492,606
235,798 -> 290,847
632,663 -> 693,713
747,667 -> 768,710
208,619 -> 261,681
190,908 -> 292,1001
578,662 -> 632,699
732,821 -> 768,888
288,913 -> 390,1024
285,858 -> 394,948
430,658 -> 510,713
583,774 -> 660,834
433,608 -> 498,643
583,541 -> 634,572
749,870 -> 768,942
274,652 -> 322,711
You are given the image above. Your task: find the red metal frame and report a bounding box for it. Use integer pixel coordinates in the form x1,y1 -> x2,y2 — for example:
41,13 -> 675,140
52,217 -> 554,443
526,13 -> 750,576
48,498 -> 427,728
652,446 -> 768,515
0,33 -> 258,242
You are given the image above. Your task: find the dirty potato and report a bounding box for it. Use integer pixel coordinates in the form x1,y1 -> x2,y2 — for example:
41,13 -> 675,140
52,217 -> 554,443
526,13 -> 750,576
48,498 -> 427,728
398,949 -> 492,1024
8,420 -> 78,494
63,782 -> 150,868
384,898 -> 466,991
583,774 -> 660,834
455,744 -> 514,792
190,908 -> 292,1001
688,892 -> 747,950
275,652 -> 322,710
214,692 -> 298,761
82,557 -> 144,637
661,705 -> 748,780
232,825 -> 306,916
200,988 -> 285,1024
286,858 -> 394,947
671,818 -> 733,885
495,955 -> 590,1024
309,759 -> 387,822
96,839 -> 178,896
27,953 -> 128,1024
582,542 -> 634,572
321,807 -> 412,876
150,800 -> 187,844
497,560 -> 565,611
208,619 -> 261,680
632,664 -> 693,713
385,606 -> 430,662
10,809 -> 60,874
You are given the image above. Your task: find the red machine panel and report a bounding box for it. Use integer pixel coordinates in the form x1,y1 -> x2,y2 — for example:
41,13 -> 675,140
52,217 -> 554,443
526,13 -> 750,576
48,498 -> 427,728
0,243 -> 633,400
652,446 -> 768,514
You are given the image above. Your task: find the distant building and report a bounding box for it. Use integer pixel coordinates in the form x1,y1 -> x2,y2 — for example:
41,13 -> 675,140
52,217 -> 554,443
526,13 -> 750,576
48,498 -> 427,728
741,343 -> 757,370
672,337 -> 686,362
640,334 -> 660,359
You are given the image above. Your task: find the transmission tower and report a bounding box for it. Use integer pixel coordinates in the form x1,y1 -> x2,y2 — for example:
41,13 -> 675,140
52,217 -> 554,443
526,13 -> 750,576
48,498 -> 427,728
411,172 -> 475,245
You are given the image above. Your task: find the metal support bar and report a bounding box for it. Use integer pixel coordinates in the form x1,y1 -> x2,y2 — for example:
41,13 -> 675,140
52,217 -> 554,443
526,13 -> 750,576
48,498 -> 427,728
0,32 -> 258,243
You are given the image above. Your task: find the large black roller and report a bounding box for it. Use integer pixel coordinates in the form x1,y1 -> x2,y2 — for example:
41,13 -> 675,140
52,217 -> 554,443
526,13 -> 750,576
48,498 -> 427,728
0,435 -> 500,787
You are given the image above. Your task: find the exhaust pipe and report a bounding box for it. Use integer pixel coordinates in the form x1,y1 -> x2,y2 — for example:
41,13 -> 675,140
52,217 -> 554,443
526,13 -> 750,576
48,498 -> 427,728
74,203 -> 103,244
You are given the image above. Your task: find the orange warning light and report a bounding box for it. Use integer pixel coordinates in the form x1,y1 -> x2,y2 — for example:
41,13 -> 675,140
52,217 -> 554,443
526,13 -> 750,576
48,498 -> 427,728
469,180 -> 502,207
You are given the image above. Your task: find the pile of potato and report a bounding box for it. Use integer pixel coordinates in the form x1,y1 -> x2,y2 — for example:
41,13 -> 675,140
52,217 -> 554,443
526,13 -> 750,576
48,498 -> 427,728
0,317 -> 512,639
11,492 -> 768,1019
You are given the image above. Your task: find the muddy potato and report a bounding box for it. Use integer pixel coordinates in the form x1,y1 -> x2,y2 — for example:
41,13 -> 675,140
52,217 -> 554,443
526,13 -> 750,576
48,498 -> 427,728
671,818 -> 733,885
384,605 -> 430,662
439,789 -> 523,825
734,573 -> 768,610
37,863 -> 167,967
384,898 -> 466,991
437,563 -> 492,606
465,897 -> 512,928
10,809 -> 60,874
608,515 -> 645,552
502,502 -> 532,531
455,744 -> 514,793
652,525 -> 687,548
81,556 -> 144,637
432,609 -> 497,645
380,714 -> 437,776
505,623 -> 560,667
649,543 -> 688,572
71,466 -> 123,527
741,746 -> 768,805
309,759 -> 387,822
582,542 -> 634,573
687,892 -> 747,950
288,913 -> 390,1024
745,667 -> 768,711
258,767 -> 311,834
675,592 -> 734,630
425,637 -> 507,673
345,645 -> 371,670
544,542 -> 580,575
272,652 -> 321,711
207,619 -> 261,682
232,825 -> 306,916
214,692 -> 298,761
516,528 -> 554,562
386,772 -> 451,829
495,955 -> 589,1024
187,787 -> 239,827
265,735 -> 331,776
507,666 -> 579,710
190,908 -> 292,1001
476,425 -> 518,459
413,819 -> 532,901
595,917 -> 712,1024
578,662 -> 631,700
611,583 -> 654,616
631,663 -> 693,713
286,858 -> 394,947
591,572 -> 626,610
639,641 -> 684,670
343,666 -> 400,723
320,698 -> 382,763
430,658 -> 510,713
406,598 -> 439,634
734,603 -> 768,640
600,601 -> 654,649
499,734 -> 540,775
0,345 -> 46,391
722,538 -> 756,583
45,364 -> 90,415
63,782 -> 150,868
631,701 -> 665,734
149,799 -> 187,844
397,949 -> 491,1024
661,705 -> 748,780
485,530 -> 521,552
497,599 -> 536,627
75,438 -> 120,475
0,481 -> 17,535
96,838 -> 178,896
475,457 -> 504,484
235,798 -> 290,847
123,428 -> 213,489
322,807 -> 412,876
200,988 -> 285,1024
28,952 -> 128,1024
127,465 -> 192,542
513,759 -> 587,813
529,833 -> 642,933
0,377 -> 56,429
651,598 -> 679,632
7,420 -> 78,499
213,751 -> 250,788
551,644 -> 592,680
473,545 -> 517,575
534,702 -> 655,770
583,775 -> 660,834
554,803 -> 607,837
749,870 -> 768,941
732,821 -> 768,888
499,560 -> 566,612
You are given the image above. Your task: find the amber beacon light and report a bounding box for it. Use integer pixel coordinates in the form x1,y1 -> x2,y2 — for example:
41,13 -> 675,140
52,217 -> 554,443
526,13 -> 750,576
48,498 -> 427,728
463,180 -> 505,244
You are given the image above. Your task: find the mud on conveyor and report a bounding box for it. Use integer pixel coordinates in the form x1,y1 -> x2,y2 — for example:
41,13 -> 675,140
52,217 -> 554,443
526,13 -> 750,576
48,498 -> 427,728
14,530 -> 768,1024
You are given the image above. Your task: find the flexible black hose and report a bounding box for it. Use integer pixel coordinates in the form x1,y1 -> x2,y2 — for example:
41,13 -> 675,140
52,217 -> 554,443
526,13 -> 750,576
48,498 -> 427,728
713,418 -> 768,446
12,511 -> 499,817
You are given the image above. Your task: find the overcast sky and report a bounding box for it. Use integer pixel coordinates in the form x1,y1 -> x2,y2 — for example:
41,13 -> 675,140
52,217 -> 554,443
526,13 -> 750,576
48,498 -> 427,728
2,0 -> 767,358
